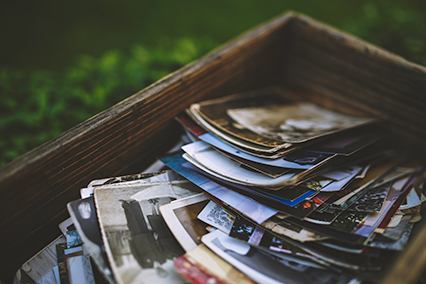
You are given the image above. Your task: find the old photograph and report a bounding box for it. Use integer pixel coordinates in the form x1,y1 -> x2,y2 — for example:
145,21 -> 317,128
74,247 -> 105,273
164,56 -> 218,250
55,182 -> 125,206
203,230 -> 355,284
94,180 -> 201,284
160,193 -> 210,251
67,196 -> 115,284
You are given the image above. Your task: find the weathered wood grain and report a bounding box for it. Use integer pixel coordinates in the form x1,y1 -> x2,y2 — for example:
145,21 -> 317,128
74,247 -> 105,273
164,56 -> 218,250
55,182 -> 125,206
282,15 -> 426,151
0,12 -> 292,283
282,14 -> 426,284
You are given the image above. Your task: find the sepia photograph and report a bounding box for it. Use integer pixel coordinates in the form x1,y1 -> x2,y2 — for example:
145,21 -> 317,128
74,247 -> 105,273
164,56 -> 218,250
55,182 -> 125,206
160,193 -> 210,251
226,102 -> 373,143
188,105 -> 289,156
191,88 -> 374,148
192,89 -> 291,148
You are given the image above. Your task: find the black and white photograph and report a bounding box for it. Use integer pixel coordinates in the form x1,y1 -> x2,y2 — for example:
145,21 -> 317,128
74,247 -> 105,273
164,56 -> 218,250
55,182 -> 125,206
88,170 -> 182,188
66,254 -> 95,284
58,218 -> 75,236
67,196 -> 116,284
94,180 -> 201,284
82,170 -> 183,198
197,200 -> 236,235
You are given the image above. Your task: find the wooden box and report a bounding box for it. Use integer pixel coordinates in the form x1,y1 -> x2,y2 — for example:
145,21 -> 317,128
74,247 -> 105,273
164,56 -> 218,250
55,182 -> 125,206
1,12 -> 426,284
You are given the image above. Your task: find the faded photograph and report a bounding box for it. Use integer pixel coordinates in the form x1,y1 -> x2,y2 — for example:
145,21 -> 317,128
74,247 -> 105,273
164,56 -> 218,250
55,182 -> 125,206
227,102 -> 372,143
160,194 -> 210,251
94,180 -> 200,284
67,197 -> 115,284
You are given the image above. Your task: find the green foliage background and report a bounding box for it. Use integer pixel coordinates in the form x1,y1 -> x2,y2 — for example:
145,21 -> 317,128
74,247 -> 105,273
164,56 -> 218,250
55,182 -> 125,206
1,1 -> 426,167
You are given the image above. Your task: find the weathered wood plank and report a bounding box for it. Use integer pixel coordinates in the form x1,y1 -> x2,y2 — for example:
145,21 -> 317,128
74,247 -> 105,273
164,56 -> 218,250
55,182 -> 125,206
282,15 -> 426,154
282,14 -> 426,284
0,13 -> 293,283
380,221 -> 426,284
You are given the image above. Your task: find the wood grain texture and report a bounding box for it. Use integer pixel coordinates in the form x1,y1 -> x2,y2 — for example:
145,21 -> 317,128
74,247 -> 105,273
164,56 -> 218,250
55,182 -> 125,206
0,12 -> 293,283
380,221 -> 426,284
1,11 -> 426,284
282,15 -> 426,152
281,14 -> 426,284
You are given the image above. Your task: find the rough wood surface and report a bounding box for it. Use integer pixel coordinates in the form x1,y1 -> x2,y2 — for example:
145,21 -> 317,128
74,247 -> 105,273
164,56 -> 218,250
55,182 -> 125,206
283,15 -> 426,152
380,220 -> 426,284
0,13 -> 292,284
282,14 -> 426,284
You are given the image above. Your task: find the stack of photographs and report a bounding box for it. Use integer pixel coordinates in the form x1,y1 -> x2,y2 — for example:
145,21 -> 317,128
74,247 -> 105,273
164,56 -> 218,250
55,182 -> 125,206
158,87 -> 426,283
69,170 -> 204,284
16,88 -> 426,284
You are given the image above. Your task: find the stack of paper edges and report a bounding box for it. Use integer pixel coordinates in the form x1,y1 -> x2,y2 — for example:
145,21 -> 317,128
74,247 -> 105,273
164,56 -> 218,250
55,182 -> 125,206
20,87 -> 425,284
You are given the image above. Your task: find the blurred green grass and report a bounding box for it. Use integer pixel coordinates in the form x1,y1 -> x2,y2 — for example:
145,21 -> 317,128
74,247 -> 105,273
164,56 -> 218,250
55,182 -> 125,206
1,1 -> 426,167
0,38 -> 218,166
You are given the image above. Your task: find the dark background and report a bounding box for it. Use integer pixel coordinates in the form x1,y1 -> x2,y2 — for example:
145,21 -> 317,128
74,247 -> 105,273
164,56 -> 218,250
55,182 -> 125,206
1,0 -> 426,167
1,0 -> 425,71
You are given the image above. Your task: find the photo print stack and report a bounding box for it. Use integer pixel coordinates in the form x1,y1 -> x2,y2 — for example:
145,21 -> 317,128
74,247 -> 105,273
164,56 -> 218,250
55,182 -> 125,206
15,87 -> 426,284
